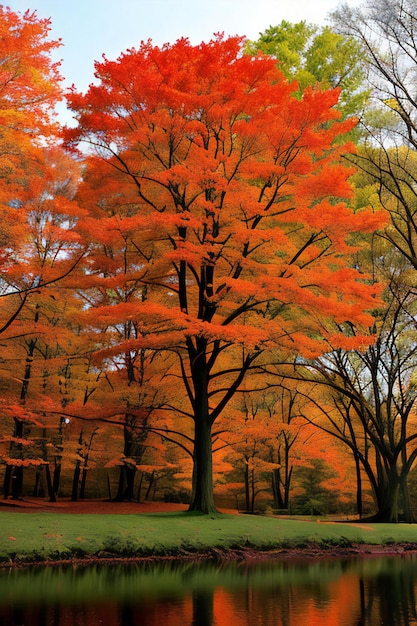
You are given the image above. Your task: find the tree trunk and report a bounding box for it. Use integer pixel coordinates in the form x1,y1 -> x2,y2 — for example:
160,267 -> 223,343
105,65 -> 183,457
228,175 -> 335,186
244,461 -> 250,512
115,465 -> 136,501
188,413 -> 216,514
80,468 -> 87,499
272,468 -> 280,509
115,420 -> 138,501
399,471 -> 415,523
272,443 -> 292,510
250,464 -> 255,513
115,468 -> 125,500
3,465 -> 12,498
11,466 -> 23,500
145,471 -> 155,500
71,460 -> 81,501
79,428 -> 97,500
354,452 -> 363,518
44,464 -> 54,501
369,466 -> 402,522
10,417 -> 24,500
272,468 -> 285,510
32,471 -> 42,497
188,340 -> 218,515
51,461 -> 61,502
137,472 -> 143,502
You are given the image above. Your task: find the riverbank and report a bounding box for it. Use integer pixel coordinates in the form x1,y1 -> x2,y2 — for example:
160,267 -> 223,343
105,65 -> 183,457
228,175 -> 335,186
1,499 -> 417,567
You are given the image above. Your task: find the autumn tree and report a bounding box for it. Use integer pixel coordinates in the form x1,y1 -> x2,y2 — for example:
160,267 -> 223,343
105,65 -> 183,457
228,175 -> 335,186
66,35 -> 384,514
218,382 -> 307,512
268,384 -> 310,511
296,238 -> 417,521
0,7 -> 68,312
66,155 -> 177,502
0,7 -> 89,497
286,0 -> 417,521
218,391 -> 281,512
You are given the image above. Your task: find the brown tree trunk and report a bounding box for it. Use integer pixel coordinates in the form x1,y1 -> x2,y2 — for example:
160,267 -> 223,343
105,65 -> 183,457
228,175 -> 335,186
188,414 -> 216,514
80,468 -> 88,499
115,465 -> 136,501
188,340 -> 217,515
3,464 -> 12,498
71,461 -> 81,501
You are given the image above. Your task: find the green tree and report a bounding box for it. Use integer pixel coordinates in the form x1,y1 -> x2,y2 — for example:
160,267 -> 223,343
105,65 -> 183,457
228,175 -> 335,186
245,21 -> 369,119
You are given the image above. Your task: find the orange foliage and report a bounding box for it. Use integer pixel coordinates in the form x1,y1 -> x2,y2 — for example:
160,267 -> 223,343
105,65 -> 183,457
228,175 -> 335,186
67,36 -> 386,360
63,35 -> 387,511
0,25 -> 390,508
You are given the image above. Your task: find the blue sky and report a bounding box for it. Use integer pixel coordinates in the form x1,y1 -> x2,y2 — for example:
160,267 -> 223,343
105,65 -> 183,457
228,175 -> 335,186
9,0 -> 361,92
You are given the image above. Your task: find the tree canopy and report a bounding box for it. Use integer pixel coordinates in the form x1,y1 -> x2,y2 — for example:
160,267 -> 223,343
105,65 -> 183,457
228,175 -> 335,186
245,21 -> 369,119
65,35 -> 384,512
0,8 -> 401,515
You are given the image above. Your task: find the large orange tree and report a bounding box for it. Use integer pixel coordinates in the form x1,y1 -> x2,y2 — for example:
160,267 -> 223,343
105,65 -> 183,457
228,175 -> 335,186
0,7 -> 65,301
66,36 -> 384,513
0,8 -> 88,498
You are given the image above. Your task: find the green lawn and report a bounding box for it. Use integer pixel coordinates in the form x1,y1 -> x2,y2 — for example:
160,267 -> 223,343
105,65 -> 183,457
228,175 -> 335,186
1,511 -> 417,565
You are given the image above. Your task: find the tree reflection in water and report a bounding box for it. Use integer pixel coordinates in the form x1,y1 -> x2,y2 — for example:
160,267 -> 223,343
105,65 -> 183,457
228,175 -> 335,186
2,555 -> 417,625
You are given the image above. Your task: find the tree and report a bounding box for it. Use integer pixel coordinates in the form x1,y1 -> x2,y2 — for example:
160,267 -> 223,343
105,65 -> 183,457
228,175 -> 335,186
220,391 -> 281,513
66,35 -> 384,513
332,0 -> 417,268
245,21 -> 369,120
275,227 -> 417,521
303,245 -> 417,521
68,156 -> 176,501
220,382 -> 307,512
0,142 -> 86,498
0,7 -> 68,310
269,385 -> 309,511
318,0 -> 417,521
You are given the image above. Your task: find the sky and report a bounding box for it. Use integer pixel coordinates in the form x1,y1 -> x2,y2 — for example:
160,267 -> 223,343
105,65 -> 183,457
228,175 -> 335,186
9,0 -> 361,93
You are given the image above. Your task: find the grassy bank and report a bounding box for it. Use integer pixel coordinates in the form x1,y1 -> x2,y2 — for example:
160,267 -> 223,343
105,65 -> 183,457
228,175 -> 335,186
1,511 -> 417,565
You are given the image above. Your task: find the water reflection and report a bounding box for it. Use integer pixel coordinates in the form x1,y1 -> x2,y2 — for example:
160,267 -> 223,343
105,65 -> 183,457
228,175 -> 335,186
1,555 -> 417,625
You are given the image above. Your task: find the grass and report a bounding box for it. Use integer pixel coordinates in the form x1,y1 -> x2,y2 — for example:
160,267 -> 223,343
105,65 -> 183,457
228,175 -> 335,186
2,511 -> 417,565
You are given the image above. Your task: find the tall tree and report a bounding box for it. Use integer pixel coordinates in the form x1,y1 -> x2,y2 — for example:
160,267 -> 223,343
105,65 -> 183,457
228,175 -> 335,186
332,0 -> 417,267
0,7 -> 86,497
66,36 -> 384,513
275,224 -> 417,521
319,0 -> 417,521
0,6 -> 66,301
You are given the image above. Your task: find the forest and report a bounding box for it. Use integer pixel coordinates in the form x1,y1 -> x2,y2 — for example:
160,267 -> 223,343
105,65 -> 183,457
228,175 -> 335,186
2,0 -> 417,522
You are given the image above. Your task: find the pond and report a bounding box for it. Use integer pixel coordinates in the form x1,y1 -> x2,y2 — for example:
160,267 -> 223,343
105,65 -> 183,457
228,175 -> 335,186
1,554 -> 417,625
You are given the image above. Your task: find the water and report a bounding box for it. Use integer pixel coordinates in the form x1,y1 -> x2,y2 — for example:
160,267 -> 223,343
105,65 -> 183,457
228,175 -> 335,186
0,554 -> 416,625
